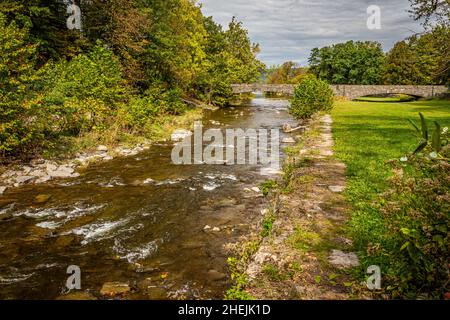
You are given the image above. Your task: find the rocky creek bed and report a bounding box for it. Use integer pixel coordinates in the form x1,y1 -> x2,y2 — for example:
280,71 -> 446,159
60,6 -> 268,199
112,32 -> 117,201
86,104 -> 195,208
0,97 -> 298,299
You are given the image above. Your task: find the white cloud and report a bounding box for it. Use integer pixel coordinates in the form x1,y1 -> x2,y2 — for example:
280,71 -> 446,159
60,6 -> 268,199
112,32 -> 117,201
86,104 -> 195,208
200,0 -> 423,66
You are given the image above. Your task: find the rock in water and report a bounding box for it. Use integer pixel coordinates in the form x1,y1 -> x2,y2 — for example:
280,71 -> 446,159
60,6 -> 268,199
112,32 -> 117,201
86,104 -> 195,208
282,137 -> 296,144
34,194 -> 52,204
97,145 -> 108,152
251,187 -> 261,193
171,129 -> 192,142
207,270 -> 227,282
0,186 -> 6,195
100,282 -> 131,296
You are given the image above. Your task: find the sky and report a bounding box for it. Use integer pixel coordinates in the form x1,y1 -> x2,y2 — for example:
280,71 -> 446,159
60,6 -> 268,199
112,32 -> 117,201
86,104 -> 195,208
199,0 -> 424,66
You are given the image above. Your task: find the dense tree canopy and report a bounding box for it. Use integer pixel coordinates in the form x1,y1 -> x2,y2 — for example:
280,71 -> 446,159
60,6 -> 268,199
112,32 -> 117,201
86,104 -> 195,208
0,0 -> 264,159
384,26 -> 450,85
308,41 -> 386,85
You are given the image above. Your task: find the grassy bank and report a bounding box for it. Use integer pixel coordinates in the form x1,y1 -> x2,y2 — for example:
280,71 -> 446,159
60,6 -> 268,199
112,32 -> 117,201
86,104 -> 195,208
331,98 -> 450,298
42,108 -> 203,161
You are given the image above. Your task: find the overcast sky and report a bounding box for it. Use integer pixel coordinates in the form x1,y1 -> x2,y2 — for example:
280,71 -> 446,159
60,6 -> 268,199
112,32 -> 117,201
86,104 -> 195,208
199,0 -> 424,66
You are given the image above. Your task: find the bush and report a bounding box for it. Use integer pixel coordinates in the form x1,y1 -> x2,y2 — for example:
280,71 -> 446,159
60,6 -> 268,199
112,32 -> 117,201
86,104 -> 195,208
39,42 -> 126,135
381,148 -> 449,298
289,75 -> 334,120
120,86 -> 187,131
377,117 -> 449,298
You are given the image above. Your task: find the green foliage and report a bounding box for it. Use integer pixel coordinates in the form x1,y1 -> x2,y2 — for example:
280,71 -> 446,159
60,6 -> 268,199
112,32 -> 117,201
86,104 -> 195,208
383,41 -> 423,85
225,241 -> 259,300
262,264 -> 287,281
260,179 -> 278,196
289,76 -> 334,120
261,212 -> 276,238
380,147 -> 449,298
0,0 -> 87,63
196,16 -> 265,106
266,61 -> 309,84
384,27 -> 450,85
38,42 -> 125,134
409,113 -> 449,154
121,87 -> 186,130
309,41 -> 386,85
0,13 -> 41,157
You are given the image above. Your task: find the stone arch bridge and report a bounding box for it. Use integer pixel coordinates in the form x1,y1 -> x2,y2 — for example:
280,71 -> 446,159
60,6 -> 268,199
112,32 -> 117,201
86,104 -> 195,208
231,84 -> 448,100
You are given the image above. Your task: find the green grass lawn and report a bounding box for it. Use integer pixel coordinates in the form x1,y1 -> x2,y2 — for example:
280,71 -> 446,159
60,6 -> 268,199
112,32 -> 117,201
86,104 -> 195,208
331,99 -> 450,268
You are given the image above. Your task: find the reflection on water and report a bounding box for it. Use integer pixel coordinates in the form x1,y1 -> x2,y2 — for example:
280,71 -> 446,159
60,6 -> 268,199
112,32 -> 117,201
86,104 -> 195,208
0,98 -> 295,299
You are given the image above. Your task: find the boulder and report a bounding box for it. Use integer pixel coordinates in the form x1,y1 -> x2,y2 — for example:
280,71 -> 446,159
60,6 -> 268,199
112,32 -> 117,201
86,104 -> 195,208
328,185 -> 345,193
0,186 -> 6,195
328,250 -> 360,269
97,145 -> 108,152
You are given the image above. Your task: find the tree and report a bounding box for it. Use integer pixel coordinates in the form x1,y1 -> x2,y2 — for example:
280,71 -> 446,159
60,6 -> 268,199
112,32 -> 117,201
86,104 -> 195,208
82,0 -> 150,86
0,0 -> 87,64
289,75 -> 334,120
309,41 -> 386,85
0,13 -> 40,156
409,0 -> 450,27
383,41 -> 424,84
194,16 -> 265,105
266,61 -> 308,84
414,25 -> 450,85
384,27 -> 450,85
142,0 -> 207,91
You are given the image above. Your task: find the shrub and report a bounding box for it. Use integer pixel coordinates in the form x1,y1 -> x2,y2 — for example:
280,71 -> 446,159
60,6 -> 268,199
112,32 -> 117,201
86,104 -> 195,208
381,148 -> 449,298
289,75 -> 334,120
120,86 -> 187,131
39,42 -> 126,135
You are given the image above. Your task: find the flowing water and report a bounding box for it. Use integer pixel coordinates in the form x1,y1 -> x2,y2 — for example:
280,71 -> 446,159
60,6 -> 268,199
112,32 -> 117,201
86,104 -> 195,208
0,97 -> 295,299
